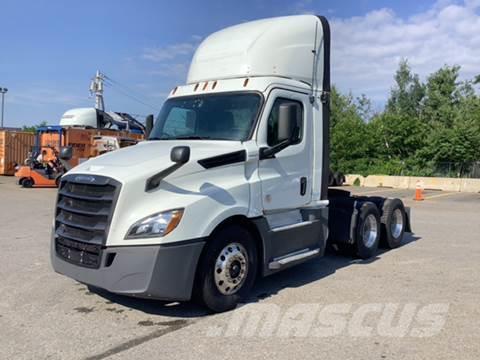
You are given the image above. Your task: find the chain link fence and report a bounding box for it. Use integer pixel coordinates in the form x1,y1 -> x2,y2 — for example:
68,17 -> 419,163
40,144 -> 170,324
430,162 -> 480,178
352,161 -> 480,178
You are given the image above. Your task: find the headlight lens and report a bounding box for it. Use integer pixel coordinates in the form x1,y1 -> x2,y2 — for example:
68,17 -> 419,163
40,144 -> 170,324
126,209 -> 184,239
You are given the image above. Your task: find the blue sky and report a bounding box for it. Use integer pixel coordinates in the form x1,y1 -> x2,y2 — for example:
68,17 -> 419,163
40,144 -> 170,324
1,0 -> 479,127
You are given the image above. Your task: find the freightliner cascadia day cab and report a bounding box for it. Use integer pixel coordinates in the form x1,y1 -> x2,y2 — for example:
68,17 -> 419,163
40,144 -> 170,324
51,15 -> 411,312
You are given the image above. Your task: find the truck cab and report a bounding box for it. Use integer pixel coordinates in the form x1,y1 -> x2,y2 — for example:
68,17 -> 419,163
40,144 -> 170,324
51,15 -> 409,312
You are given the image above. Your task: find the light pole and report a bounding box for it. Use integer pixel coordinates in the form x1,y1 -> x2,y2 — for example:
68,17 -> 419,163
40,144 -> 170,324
0,87 -> 8,128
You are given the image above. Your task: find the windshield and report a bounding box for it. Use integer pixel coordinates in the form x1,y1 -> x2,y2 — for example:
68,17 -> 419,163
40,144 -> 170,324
149,93 -> 262,141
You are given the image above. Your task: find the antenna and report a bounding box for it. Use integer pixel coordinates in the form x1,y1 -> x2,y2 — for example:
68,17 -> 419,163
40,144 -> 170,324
90,70 -> 106,111
309,21 -> 319,104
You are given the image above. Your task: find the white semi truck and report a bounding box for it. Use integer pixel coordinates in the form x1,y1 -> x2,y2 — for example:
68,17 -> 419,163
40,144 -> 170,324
51,15 -> 411,312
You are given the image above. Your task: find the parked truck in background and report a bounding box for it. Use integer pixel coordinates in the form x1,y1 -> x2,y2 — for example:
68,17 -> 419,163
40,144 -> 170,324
51,15 -> 411,312
15,109 -> 148,188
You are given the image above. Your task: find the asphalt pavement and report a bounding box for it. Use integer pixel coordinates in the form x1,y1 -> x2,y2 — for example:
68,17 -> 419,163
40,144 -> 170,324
1,176 -> 479,360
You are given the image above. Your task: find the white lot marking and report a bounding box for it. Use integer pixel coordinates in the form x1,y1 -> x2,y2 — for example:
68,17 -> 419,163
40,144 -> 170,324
423,192 -> 463,200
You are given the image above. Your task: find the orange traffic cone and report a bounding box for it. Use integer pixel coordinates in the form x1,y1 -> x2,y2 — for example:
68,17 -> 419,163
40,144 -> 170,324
414,181 -> 424,201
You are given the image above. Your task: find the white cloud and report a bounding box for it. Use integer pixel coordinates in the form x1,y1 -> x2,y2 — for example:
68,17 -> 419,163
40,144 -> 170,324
290,0 -> 314,14
142,36 -> 202,63
141,36 -> 202,79
329,1 -> 480,102
141,1 -> 480,105
143,42 -> 197,62
148,63 -> 189,78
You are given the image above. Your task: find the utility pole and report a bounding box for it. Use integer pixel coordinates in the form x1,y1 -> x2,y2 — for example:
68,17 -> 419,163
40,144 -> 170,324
0,87 -> 7,128
89,70 -> 105,111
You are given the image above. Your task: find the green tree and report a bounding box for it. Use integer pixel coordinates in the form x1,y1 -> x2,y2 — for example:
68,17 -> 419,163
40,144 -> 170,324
369,113 -> 426,160
22,121 -> 48,133
329,62 -> 480,178
387,59 -> 425,118
330,87 -> 373,173
422,65 -> 461,127
356,94 -> 374,122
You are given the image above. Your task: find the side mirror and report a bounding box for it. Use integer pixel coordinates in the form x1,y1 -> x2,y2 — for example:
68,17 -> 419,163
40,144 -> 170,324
145,114 -> 154,137
260,102 -> 301,160
170,146 -> 190,164
59,146 -> 73,161
277,103 -> 300,142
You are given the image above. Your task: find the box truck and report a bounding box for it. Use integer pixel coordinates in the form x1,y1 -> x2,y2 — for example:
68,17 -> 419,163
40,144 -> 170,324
51,15 -> 411,312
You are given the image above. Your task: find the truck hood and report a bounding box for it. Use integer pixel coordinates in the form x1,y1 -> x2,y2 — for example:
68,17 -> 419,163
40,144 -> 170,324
69,140 -> 246,182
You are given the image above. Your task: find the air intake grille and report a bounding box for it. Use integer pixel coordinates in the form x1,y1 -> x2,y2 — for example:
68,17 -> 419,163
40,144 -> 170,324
54,174 -> 121,268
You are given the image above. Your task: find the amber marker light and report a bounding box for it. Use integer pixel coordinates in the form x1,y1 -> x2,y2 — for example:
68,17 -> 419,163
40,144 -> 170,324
164,209 -> 184,236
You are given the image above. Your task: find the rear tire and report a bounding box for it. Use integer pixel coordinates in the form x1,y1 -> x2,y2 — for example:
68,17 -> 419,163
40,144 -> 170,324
355,202 -> 381,259
22,177 -> 34,188
380,198 -> 406,249
334,172 -> 344,187
195,225 -> 257,313
328,171 -> 335,187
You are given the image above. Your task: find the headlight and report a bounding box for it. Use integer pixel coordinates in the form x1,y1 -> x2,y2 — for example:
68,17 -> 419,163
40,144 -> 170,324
126,209 -> 184,239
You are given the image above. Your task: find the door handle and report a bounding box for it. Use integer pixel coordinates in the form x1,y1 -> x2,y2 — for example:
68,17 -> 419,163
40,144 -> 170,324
300,177 -> 307,196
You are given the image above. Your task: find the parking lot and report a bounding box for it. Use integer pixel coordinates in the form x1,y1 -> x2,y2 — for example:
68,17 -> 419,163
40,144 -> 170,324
1,175 -> 479,360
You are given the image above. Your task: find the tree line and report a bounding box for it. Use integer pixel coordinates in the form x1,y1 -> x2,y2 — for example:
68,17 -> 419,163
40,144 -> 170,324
21,61 -> 480,178
330,60 -> 480,177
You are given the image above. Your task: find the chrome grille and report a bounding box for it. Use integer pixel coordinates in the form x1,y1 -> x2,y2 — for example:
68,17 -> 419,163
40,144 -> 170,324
54,174 -> 121,268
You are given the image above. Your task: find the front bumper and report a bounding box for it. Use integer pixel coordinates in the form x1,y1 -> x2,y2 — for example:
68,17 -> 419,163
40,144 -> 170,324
51,236 -> 205,301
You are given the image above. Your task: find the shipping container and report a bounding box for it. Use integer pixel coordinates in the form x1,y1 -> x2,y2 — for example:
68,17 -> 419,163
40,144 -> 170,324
0,130 -> 35,175
36,127 -> 144,167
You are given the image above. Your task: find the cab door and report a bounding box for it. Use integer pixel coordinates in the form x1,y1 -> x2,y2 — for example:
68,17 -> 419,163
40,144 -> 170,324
257,89 -> 313,212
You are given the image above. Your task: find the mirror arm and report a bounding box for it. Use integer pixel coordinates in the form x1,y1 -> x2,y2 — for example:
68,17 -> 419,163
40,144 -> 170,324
259,139 -> 292,160
146,146 -> 190,192
145,163 -> 184,192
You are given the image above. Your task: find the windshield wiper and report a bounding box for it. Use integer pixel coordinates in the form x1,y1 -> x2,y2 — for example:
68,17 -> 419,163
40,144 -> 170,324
150,135 -> 234,141
148,136 -> 209,141
149,137 -> 166,141
172,135 -> 212,140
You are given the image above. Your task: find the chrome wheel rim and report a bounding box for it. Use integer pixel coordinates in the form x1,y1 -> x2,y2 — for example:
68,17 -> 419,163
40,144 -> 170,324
390,208 -> 404,238
214,243 -> 248,295
362,214 -> 378,248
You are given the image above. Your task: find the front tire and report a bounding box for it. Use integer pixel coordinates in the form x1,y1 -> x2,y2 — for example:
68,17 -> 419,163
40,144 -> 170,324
22,177 -> 34,188
195,225 -> 257,313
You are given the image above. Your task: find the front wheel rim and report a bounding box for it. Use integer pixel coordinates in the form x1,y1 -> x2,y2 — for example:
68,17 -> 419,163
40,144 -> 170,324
362,214 -> 378,248
214,243 -> 248,295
